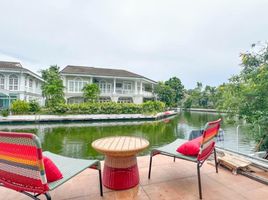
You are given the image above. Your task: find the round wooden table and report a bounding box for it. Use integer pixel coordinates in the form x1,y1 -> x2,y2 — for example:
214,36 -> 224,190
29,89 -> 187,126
92,136 -> 149,190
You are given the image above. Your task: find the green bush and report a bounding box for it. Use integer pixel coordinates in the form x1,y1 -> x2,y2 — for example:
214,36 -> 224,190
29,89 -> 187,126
49,101 -> 165,115
120,103 -> 142,114
29,100 -> 41,113
1,109 -> 9,117
51,103 -> 68,114
11,100 -> 30,114
142,101 -> 165,114
99,102 -> 121,114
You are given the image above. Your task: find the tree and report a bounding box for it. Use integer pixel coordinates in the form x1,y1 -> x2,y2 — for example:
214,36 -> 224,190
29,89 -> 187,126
154,82 -> 175,107
165,77 -> 184,106
82,83 -> 100,102
216,42 -> 268,150
41,65 -> 65,107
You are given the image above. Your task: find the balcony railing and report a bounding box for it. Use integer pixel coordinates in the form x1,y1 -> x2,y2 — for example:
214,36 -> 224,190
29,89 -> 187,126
100,89 -> 154,97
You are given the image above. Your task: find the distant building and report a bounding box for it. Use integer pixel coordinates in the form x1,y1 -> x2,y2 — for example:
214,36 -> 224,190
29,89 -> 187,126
60,65 -> 157,104
0,61 -> 44,108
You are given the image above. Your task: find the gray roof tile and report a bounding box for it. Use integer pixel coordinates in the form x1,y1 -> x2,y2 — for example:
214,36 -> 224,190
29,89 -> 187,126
61,65 -> 156,83
0,61 -> 43,80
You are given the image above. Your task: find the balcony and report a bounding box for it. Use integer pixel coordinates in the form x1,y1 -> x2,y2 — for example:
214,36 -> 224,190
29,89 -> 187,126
99,89 -> 154,97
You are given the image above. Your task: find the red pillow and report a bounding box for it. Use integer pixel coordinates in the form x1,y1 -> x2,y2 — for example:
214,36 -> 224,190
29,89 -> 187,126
43,156 -> 63,182
176,136 -> 203,156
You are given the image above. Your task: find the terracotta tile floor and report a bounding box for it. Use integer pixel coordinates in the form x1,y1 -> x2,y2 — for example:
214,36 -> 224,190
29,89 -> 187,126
0,155 -> 267,200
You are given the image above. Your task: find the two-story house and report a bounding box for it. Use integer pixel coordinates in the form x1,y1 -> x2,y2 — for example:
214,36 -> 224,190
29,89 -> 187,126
0,61 -> 45,108
60,65 -> 157,104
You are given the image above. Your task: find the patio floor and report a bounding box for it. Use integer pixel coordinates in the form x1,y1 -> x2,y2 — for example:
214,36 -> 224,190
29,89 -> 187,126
1,155 -> 267,200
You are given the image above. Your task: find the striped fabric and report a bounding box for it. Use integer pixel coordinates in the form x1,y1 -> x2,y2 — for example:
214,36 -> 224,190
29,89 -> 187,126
198,119 -> 221,161
0,132 -> 48,193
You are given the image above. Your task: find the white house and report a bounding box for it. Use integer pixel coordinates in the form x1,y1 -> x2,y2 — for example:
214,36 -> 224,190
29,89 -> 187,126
60,65 -> 157,104
0,61 -> 45,108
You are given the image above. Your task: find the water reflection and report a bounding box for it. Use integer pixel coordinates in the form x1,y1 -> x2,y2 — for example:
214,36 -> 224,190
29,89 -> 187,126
0,112 -> 257,159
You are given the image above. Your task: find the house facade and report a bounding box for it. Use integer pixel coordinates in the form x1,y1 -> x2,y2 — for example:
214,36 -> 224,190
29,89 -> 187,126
0,61 -> 45,108
60,65 -> 157,104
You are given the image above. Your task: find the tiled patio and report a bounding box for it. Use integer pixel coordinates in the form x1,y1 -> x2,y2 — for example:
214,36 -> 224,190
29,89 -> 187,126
1,155 -> 267,200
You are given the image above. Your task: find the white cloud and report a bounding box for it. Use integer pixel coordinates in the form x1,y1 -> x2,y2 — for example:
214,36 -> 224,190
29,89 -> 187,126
0,0 -> 267,88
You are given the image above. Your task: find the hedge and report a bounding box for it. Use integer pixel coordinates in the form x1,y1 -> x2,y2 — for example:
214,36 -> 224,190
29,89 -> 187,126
9,100 -> 165,115
50,101 -> 165,115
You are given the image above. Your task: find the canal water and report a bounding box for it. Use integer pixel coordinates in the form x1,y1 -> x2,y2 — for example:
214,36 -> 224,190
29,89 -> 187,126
0,112 -> 257,159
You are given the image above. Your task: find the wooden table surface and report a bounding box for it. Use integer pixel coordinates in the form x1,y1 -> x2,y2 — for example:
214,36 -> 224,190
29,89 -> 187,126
92,136 -> 149,157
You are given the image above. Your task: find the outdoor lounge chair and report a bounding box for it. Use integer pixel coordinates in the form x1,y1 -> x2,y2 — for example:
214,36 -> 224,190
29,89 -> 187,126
0,132 -> 103,200
148,119 -> 221,199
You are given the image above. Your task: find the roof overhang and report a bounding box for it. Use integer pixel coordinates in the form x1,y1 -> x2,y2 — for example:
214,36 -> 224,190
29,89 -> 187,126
60,72 -> 157,84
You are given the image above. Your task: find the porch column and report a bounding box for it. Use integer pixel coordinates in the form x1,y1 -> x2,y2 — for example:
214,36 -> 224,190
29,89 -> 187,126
140,82 -> 143,95
135,81 -> 138,95
113,78 -> 116,94
8,96 -> 10,109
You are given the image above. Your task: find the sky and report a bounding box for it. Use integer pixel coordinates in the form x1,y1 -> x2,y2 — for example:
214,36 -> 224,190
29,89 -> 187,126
0,0 -> 267,89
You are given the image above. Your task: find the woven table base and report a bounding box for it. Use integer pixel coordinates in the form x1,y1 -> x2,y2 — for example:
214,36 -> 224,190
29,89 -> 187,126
103,156 -> 139,190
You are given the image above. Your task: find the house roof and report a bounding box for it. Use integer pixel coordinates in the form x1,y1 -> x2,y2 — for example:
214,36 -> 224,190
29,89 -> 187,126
61,65 -> 157,83
0,61 -> 43,81
0,61 -> 23,69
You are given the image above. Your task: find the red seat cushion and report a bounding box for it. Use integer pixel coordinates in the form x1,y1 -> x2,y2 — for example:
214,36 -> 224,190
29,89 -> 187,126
43,156 -> 63,182
176,136 -> 202,156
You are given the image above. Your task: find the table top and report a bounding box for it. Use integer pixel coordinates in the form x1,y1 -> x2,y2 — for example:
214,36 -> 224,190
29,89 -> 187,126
92,136 -> 150,157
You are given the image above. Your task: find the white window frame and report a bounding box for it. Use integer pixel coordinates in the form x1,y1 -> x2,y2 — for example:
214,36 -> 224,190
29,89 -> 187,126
0,74 -> 5,90
29,79 -> 33,88
9,74 -> 19,91
123,82 -> 132,94
68,77 -> 88,93
99,80 -> 106,93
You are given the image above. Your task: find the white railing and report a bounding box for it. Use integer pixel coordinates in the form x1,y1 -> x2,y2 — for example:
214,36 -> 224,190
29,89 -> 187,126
99,89 -> 154,96
115,89 -> 135,94
142,91 -> 154,97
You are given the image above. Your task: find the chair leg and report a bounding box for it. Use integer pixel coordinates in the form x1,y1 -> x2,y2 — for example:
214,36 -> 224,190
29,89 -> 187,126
148,153 -> 153,179
98,168 -> 103,196
173,156 -> 176,162
44,192 -> 51,200
214,149 -> 218,173
197,163 -> 202,199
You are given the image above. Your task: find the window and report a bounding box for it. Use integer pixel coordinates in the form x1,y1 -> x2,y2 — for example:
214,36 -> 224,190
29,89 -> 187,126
0,74 -> 5,89
99,81 -> 106,93
9,74 -> 18,91
99,97 -> 111,103
68,78 -> 87,92
69,81 -> 74,92
29,79 -> 33,88
116,83 -> 122,88
123,82 -> 132,91
25,77 -> 27,87
118,97 -> 133,103
107,83 -> 112,93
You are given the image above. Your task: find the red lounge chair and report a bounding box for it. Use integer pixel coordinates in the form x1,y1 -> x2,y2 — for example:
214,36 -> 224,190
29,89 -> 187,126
0,132 -> 103,200
148,119 -> 221,199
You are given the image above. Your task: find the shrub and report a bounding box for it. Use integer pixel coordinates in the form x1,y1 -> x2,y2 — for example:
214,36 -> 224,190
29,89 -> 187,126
142,101 -> 165,114
120,103 -> 142,114
99,102 -> 121,114
29,100 -> 41,113
48,101 -> 165,115
51,103 -> 68,114
1,109 -> 9,117
11,100 -> 30,114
